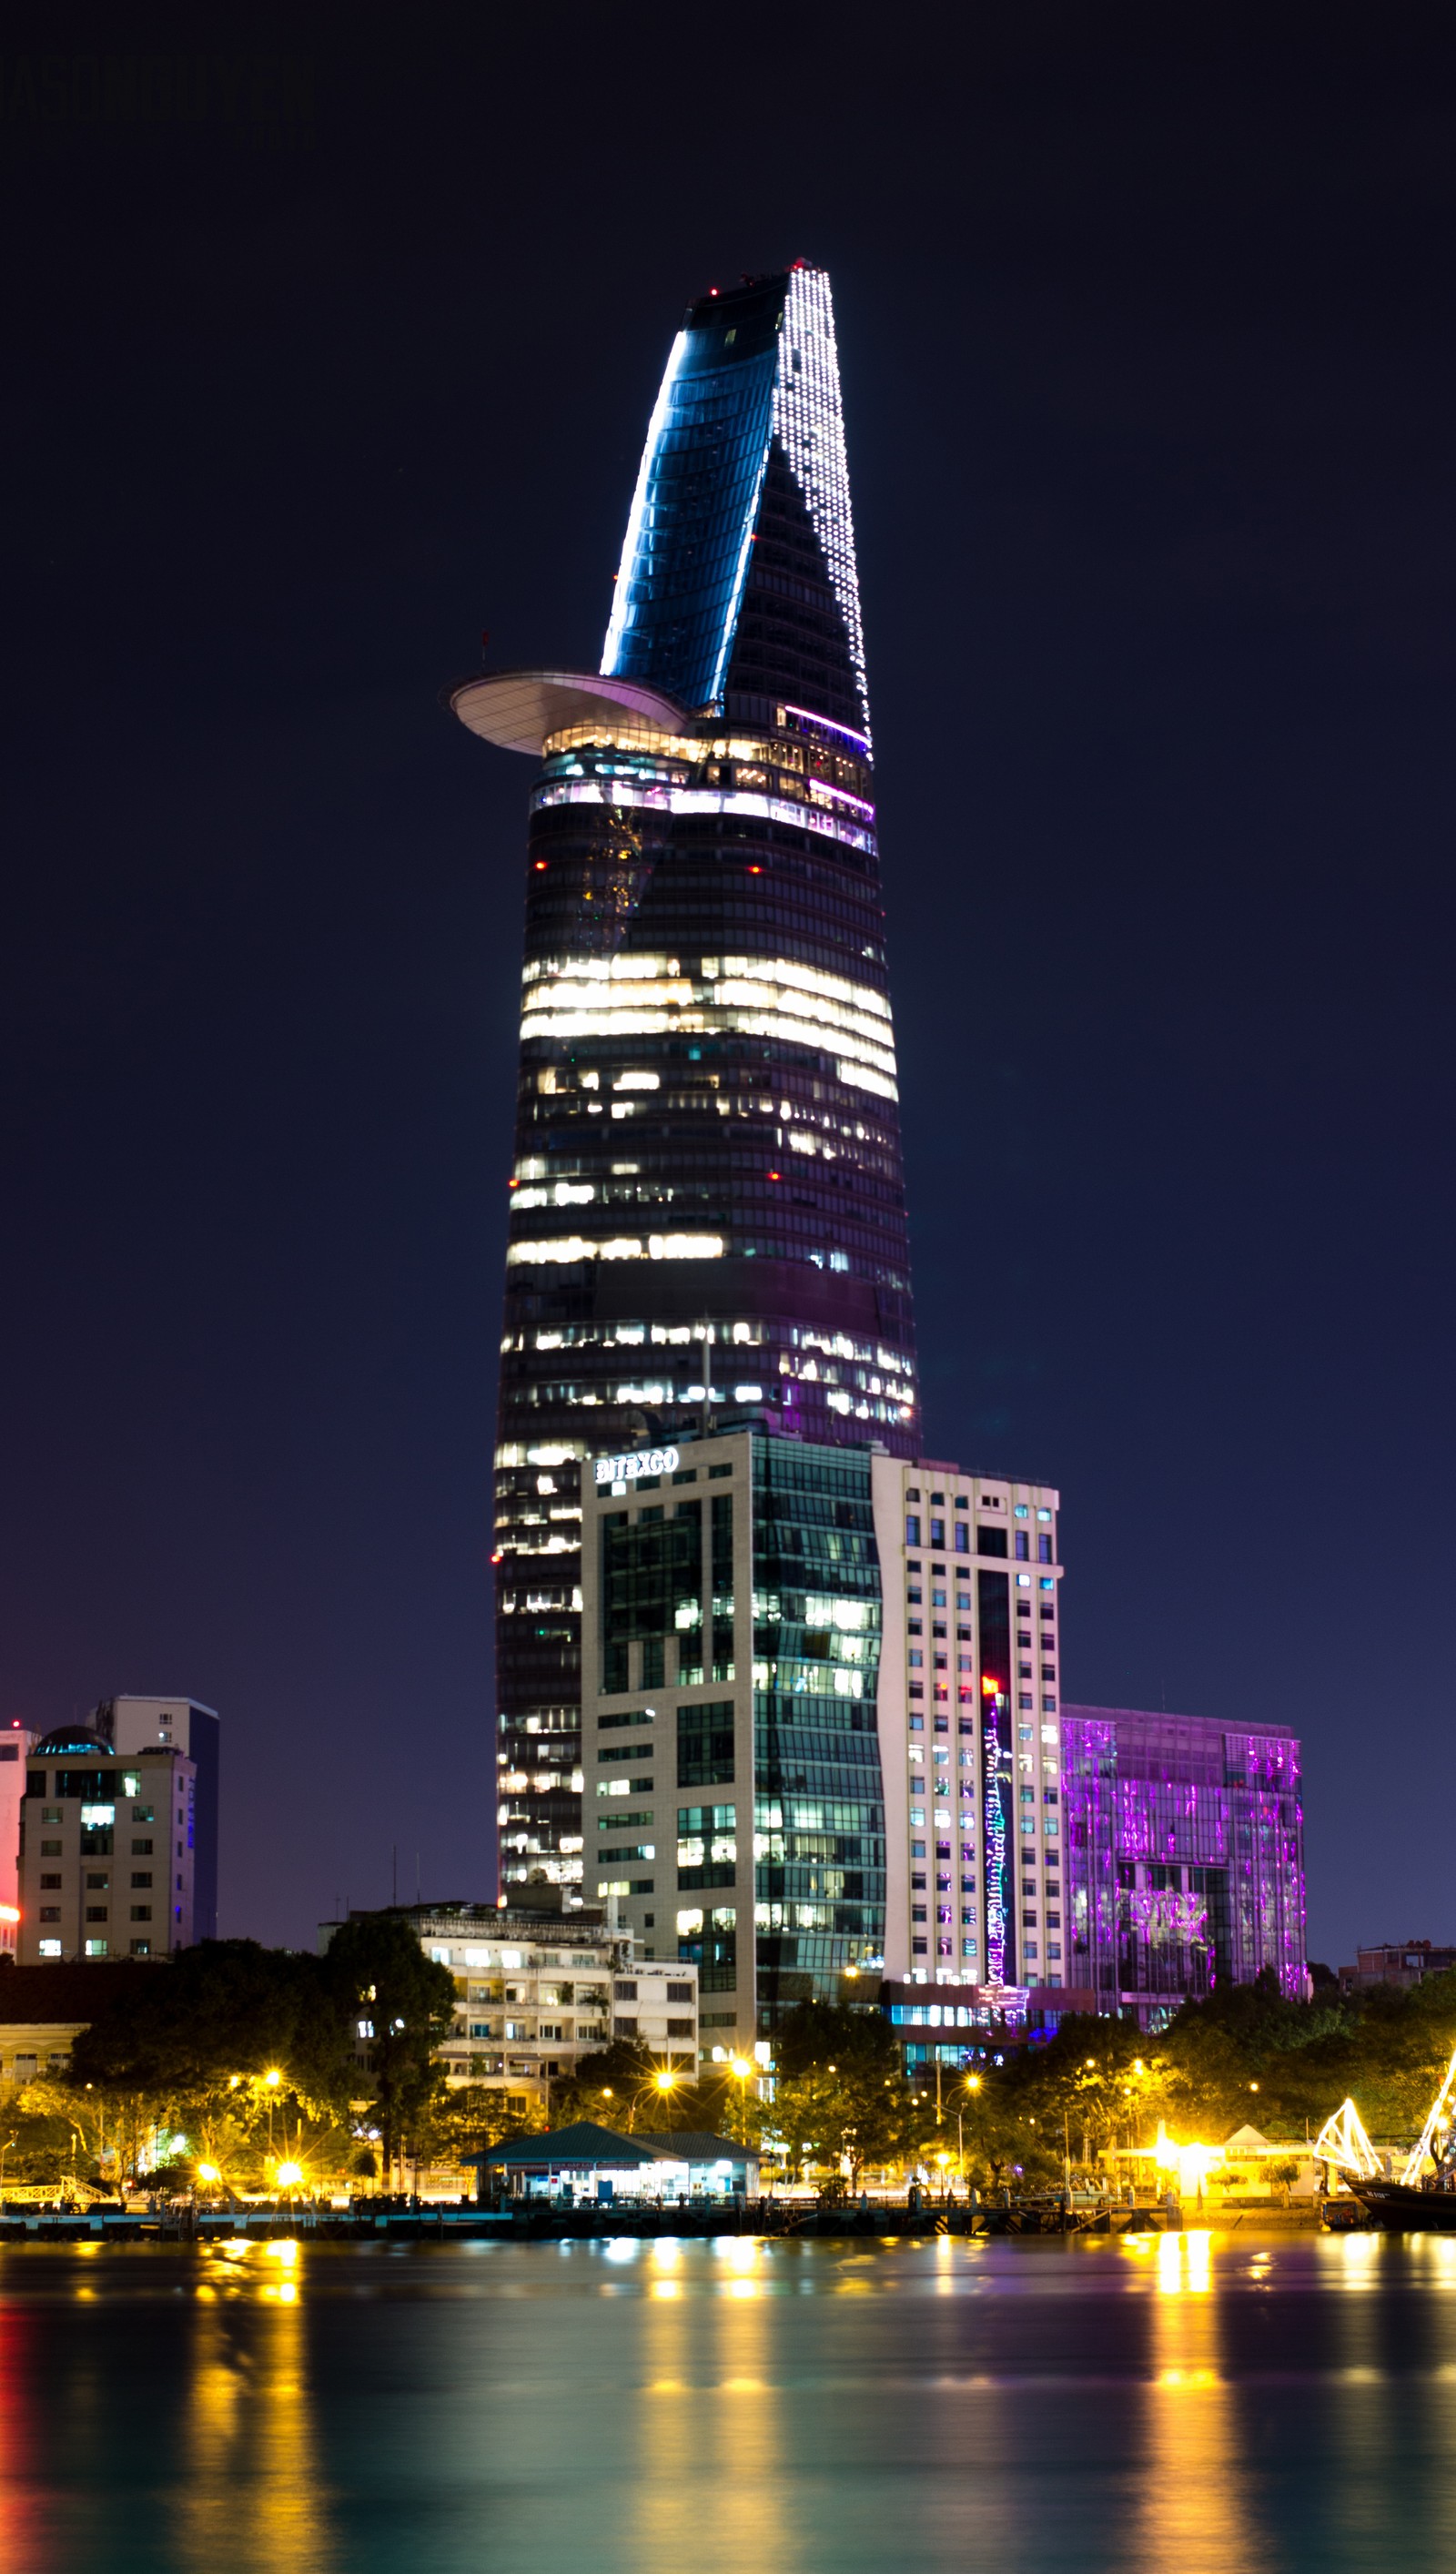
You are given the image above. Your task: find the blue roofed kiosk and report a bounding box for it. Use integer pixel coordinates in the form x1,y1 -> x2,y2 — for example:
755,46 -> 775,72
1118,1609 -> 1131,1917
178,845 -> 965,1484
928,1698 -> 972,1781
470,2122 -> 760,2204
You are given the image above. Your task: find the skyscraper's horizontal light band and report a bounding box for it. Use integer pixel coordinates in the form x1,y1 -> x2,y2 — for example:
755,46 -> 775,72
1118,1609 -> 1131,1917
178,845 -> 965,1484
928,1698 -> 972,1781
507,1234 -> 724,1265
518,962 -> 897,1088
521,947 -> 891,1019
519,1003 -> 899,1095
531,775 -> 875,857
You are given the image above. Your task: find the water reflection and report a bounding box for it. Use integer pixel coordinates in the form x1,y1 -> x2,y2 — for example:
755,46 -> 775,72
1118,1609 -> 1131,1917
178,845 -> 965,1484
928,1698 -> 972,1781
13,2234 -> 1456,2571
175,2245 -> 334,2573
633,2240 -> 790,2573
1133,2233 -> 1259,2574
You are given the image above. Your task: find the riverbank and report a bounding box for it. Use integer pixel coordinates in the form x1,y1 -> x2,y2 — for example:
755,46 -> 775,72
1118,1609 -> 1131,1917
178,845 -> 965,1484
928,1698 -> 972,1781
0,2195 -> 1332,2244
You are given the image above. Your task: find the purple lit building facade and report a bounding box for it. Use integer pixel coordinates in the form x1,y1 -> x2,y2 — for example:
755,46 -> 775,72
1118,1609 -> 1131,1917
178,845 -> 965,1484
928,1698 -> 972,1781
1061,1705 -> 1307,2029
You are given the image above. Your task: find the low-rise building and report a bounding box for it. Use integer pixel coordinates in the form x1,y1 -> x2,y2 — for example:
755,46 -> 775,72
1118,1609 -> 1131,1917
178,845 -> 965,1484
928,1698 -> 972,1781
1339,1941 -> 1456,1993
318,1902 -> 700,2122
472,2118 -> 759,2204
19,1728 -> 197,1963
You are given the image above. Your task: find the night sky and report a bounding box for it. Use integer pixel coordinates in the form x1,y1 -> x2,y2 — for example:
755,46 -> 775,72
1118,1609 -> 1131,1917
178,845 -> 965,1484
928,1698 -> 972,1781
3,4 -> 1451,1963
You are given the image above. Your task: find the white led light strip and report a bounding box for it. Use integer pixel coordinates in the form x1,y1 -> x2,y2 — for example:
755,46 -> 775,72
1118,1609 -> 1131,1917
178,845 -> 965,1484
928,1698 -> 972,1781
774,268 -> 871,742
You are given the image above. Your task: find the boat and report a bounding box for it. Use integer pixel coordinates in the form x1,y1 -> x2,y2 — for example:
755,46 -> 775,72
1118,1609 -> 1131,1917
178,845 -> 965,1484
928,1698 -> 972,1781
1316,2052 -> 1456,2231
1353,2180 -> 1456,2231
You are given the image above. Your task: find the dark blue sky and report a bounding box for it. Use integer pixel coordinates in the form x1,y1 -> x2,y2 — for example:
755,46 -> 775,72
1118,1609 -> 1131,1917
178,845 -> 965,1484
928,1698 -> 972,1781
2,3 -> 1452,1961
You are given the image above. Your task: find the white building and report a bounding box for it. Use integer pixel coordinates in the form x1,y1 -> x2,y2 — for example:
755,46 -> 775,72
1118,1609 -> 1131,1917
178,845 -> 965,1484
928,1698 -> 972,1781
869,1455 -> 1065,2004
319,1903 -> 700,2122
93,1696 -> 220,1941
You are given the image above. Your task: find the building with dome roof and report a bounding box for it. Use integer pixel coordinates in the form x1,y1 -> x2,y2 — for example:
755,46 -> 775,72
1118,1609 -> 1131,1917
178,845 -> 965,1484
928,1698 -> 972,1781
17,1730 -> 197,1966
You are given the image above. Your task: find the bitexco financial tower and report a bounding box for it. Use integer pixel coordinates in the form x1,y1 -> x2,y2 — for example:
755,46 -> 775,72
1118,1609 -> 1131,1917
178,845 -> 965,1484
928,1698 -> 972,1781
451,265 -> 919,1899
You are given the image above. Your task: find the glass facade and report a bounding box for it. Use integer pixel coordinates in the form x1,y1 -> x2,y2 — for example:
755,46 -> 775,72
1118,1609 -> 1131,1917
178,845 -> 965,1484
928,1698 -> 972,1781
1061,1705 -> 1307,2028
470,267 -> 918,1898
750,1437 -> 885,2022
580,1428 -> 885,2042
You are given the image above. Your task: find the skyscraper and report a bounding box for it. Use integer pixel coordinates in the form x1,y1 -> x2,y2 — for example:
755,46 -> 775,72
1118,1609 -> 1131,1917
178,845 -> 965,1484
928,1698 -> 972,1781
452,265 -> 918,1899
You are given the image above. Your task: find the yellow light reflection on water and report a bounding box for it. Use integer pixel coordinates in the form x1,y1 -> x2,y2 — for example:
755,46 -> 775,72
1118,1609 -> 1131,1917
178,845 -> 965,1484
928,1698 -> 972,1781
1133,2229 -> 1256,2574
636,2248 -> 787,2569
179,2245 -> 334,2570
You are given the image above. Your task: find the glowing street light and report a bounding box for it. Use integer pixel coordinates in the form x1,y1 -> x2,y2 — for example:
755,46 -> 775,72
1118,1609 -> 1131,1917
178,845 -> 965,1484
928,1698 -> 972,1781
276,2161 -> 304,2190
1153,2123 -> 1224,2201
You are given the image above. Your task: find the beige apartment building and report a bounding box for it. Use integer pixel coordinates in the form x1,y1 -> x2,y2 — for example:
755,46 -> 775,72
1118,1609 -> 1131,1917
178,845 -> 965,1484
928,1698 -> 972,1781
18,1728 -> 197,1964
870,1455 -> 1064,2006
320,1903 -> 701,2122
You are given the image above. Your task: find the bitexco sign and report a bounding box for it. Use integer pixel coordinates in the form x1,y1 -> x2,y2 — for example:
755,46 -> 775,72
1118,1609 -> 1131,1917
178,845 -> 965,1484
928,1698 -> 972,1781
593,1446 -> 680,1485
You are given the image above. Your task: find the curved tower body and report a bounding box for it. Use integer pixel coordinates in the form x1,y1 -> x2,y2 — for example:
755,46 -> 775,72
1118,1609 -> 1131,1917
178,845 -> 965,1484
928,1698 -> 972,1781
453,265 -> 918,1899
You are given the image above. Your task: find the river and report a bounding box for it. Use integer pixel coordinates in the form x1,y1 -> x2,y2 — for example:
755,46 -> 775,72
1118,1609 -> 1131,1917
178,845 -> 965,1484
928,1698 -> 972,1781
3,2229 -> 1454,2570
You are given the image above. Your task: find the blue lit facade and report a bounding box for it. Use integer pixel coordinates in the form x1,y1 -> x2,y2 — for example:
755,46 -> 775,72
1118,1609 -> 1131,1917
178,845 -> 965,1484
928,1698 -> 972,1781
602,264 -> 870,736
451,266 -> 916,1900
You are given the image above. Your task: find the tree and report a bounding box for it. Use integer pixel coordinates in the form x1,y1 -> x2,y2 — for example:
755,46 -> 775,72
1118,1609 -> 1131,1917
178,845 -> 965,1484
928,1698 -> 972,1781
422,2083 -> 542,2164
773,2057 -> 914,2190
70,1941 -> 353,2111
322,1914 -> 455,2175
67,1941 -> 359,2189
774,2001 -> 902,2083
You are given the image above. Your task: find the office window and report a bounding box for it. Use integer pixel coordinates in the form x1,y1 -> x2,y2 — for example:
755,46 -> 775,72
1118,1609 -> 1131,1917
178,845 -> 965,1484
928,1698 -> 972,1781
677,1700 -> 735,1789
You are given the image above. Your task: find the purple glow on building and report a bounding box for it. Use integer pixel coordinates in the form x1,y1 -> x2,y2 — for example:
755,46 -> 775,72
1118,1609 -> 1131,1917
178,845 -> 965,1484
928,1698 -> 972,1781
1062,1705 -> 1307,2027
983,1687 -> 1008,1984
